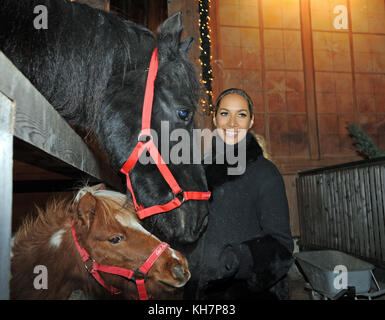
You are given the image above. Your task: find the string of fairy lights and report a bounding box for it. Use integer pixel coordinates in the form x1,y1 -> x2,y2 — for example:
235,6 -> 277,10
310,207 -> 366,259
198,0 -> 215,115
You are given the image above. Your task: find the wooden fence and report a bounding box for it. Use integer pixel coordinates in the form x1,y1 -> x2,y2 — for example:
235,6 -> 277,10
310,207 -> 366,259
297,157 -> 385,267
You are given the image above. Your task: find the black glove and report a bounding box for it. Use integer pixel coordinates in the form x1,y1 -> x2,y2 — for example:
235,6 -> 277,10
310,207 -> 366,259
216,245 -> 240,280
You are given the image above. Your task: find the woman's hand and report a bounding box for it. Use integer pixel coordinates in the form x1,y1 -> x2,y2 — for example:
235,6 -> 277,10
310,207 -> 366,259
217,245 -> 240,279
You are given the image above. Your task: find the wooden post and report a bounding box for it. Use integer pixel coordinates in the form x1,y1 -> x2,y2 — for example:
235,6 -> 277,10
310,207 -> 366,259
0,92 -> 15,300
299,0 -> 320,160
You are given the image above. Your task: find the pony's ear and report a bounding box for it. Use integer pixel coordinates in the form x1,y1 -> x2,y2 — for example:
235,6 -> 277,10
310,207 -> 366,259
75,192 -> 97,230
180,37 -> 194,53
157,12 -> 183,59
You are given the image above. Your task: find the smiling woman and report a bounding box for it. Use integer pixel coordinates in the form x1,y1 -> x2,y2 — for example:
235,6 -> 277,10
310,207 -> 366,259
184,88 -> 294,300
213,88 -> 255,145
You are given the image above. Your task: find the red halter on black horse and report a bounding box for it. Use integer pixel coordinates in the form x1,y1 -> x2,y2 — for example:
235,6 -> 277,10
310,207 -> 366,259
120,48 -> 211,219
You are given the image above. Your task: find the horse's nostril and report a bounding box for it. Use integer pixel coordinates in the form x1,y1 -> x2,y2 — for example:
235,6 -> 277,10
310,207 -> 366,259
173,264 -> 185,281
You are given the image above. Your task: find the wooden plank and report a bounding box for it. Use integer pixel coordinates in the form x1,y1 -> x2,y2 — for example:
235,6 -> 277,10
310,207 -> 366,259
345,169 -> 355,254
340,171 -> 348,252
358,168 -> 370,258
13,180 -> 86,193
331,171 -> 340,250
339,170 -> 349,252
353,168 -> 363,257
315,174 -> 325,247
319,174 -> 328,248
306,176 -> 317,244
304,176 -> 312,246
340,169 -> 351,253
376,165 -> 385,261
335,171 -> 344,251
0,92 -> 15,300
322,173 -> 332,249
13,160 -> 70,181
312,175 -> 323,247
369,166 -> 381,261
326,172 -> 337,249
299,0 -> 320,160
363,167 -> 375,259
330,171 -> 339,250
0,52 -> 123,192
302,176 -> 309,246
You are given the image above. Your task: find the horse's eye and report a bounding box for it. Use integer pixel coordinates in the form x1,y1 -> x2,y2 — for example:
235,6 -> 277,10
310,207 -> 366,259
108,235 -> 124,244
177,109 -> 190,121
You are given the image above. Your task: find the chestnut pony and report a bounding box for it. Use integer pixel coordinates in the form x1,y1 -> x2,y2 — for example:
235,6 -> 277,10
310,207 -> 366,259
10,185 -> 190,300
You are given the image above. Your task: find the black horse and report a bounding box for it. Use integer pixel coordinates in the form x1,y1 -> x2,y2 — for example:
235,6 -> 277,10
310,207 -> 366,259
1,0 -> 209,247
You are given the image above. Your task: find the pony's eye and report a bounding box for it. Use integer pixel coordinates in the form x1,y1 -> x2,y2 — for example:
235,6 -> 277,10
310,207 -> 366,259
108,235 -> 124,244
177,109 -> 190,121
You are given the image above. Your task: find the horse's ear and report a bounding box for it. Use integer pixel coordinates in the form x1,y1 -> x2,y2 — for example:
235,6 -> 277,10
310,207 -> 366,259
157,12 -> 183,59
75,192 -> 97,230
180,37 -> 194,53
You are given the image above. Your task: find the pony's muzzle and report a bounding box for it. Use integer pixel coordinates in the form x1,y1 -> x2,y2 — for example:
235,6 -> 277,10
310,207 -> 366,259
172,263 -> 191,286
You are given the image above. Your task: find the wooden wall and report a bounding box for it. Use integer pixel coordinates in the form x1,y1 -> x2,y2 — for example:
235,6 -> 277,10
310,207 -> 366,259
21,0 -> 385,237
170,0 -> 385,237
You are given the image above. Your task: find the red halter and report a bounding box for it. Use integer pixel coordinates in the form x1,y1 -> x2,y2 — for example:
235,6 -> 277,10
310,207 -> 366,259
120,48 -> 211,219
71,220 -> 169,300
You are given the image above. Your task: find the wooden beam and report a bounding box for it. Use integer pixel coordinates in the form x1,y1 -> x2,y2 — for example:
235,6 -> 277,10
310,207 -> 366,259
0,92 -> 15,300
0,51 -> 124,192
13,180 -> 88,193
300,0 -> 320,160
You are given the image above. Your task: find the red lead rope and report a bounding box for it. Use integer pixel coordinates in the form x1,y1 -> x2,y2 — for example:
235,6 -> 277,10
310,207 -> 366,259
71,220 -> 169,300
120,48 -> 211,219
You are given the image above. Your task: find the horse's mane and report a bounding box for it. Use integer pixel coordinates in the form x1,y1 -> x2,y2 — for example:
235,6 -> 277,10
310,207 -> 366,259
13,196 -> 73,248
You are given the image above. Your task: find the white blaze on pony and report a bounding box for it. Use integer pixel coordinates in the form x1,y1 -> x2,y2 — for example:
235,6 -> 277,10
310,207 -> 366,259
10,184 -> 190,300
49,229 -> 66,248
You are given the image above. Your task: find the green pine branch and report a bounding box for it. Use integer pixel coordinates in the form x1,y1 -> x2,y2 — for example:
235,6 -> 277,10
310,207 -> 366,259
347,122 -> 385,159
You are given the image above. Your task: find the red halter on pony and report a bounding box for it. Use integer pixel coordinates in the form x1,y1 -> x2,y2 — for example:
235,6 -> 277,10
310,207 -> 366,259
71,220 -> 169,300
120,48 -> 211,219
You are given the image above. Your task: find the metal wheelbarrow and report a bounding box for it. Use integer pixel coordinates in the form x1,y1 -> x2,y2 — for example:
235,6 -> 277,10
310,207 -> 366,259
294,250 -> 385,300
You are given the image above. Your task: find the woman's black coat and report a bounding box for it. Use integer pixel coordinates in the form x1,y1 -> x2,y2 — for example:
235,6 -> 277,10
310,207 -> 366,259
184,133 -> 294,300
